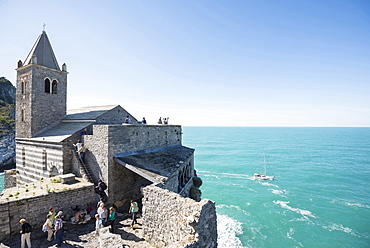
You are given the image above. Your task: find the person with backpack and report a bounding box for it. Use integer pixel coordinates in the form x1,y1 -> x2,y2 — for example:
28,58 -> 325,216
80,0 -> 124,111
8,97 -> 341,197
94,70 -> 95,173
96,179 -> 107,197
19,219 -> 32,248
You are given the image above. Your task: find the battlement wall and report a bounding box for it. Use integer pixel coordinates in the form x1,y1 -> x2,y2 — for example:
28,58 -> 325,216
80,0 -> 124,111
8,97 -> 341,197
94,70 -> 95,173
107,124 -> 182,155
142,185 -> 217,248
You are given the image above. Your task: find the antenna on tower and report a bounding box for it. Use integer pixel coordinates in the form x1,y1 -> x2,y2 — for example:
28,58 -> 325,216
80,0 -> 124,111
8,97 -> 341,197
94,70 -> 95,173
43,23 -> 46,32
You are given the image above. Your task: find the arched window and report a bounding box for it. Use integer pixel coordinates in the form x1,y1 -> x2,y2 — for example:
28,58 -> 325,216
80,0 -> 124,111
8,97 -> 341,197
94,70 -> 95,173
44,78 -> 51,93
52,80 -> 57,94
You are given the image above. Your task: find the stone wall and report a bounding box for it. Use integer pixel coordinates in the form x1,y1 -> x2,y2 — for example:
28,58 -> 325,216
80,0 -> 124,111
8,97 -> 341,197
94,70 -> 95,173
15,140 -> 64,183
83,124 -> 183,203
110,160 -> 152,204
3,170 -> 17,189
142,185 -> 217,248
0,179 -> 94,241
107,125 -> 182,155
83,125 -> 109,185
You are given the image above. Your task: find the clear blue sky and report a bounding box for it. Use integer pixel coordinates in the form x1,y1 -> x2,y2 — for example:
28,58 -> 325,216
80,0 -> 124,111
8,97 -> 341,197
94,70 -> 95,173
1,0 -> 369,126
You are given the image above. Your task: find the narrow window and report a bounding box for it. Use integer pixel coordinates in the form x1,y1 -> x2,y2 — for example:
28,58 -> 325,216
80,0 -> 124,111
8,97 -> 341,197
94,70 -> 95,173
42,150 -> 47,170
52,80 -> 57,94
44,78 -> 51,93
21,81 -> 25,95
22,147 -> 26,166
21,109 -> 25,122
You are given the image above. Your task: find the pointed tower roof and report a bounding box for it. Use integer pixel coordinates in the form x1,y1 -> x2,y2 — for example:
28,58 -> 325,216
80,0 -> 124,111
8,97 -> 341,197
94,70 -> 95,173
24,31 -> 60,70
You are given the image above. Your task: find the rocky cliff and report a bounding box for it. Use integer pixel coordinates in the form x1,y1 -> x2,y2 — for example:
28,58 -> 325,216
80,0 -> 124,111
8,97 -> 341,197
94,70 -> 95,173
0,77 -> 16,171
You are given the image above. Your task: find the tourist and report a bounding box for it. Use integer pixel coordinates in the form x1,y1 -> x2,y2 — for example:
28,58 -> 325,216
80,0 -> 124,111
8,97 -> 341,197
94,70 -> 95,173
163,117 -> 169,124
124,116 -> 131,124
97,203 -> 108,226
141,117 -> 147,124
80,128 -> 87,136
129,200 -> 139,227
54,215 -> 63,246
97,197 -> 105,208
96,179 -> 107,198
95,214 -> 103,234
19,219 -> 32,248
108,207 -> 117,233
48,207 -> 56,225
74,209 -> 86,224
78,144 -> 87,162
73,140 -> 83,151
44,213 -> 54,242
157,117 -> 162,124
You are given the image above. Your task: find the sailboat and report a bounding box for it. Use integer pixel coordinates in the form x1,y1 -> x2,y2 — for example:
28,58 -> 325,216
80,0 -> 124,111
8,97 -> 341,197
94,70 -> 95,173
253,153 -> 275,180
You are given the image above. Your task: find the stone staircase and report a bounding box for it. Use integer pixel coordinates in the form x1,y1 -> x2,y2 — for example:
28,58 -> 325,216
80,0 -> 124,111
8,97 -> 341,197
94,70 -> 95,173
70,146 -> 95,184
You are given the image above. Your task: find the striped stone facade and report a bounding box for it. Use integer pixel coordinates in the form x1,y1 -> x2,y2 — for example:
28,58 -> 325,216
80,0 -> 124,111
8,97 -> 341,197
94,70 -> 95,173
15,140 -> 68,183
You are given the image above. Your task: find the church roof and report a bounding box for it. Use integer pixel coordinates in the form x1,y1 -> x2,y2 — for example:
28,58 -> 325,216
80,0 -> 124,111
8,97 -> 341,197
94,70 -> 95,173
114,146 -> 195,183
24,31 -> 60,70
65,105 -> 120,120
31,122 -> 93,142
30,105 -> 119,142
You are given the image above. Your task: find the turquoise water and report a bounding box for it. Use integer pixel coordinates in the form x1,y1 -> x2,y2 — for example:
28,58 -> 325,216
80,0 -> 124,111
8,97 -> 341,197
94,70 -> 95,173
0,173 -> 3,192
183,127 -> 370,248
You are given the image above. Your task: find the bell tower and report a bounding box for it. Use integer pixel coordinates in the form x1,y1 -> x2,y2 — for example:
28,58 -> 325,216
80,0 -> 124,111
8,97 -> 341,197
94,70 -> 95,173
16,31 -> 68,138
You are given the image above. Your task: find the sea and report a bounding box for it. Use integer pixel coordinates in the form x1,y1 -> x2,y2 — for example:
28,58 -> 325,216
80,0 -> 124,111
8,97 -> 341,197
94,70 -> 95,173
1,127 -> 369,247
182,127 -> 370,248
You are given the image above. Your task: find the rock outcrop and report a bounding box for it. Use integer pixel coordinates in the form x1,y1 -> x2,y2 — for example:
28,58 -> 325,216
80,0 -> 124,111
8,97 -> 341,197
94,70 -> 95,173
0,77 -> 15,105
0,130 -> 15,171
0,77 -> 16,171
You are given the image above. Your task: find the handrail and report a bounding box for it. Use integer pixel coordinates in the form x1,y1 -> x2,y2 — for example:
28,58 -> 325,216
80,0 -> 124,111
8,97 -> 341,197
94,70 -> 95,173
68,144 -> 95,184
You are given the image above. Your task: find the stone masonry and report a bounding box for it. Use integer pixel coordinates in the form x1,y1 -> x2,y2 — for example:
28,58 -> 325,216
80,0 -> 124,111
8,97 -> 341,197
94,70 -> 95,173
142,185 -> 217,248
0,175 -> 94,240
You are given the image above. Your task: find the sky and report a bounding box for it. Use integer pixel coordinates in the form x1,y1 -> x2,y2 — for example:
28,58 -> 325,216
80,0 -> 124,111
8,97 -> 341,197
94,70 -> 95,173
1,0 -> 369,127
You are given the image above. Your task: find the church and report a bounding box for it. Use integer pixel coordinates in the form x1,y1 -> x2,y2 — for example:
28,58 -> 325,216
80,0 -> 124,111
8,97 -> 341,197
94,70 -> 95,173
15,31 -> 197,203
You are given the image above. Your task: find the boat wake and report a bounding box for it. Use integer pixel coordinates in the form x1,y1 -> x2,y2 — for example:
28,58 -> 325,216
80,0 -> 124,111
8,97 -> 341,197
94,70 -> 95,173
269,189 -> 288,197
273,200 -> 316,219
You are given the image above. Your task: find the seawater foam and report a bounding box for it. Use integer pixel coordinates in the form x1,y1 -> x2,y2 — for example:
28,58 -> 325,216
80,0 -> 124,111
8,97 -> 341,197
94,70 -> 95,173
217,204 -> 251,216
269,189 -> 287,197
217,214 -> 248,248
273,201 -> 316,219
286,228 -> 304,247
323,223 -> 356,236
344,202 -> 370,209
261,182 -> 279,188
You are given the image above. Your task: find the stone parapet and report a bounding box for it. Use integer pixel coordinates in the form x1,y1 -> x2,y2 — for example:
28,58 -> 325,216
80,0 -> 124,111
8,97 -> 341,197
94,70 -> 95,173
142,185 -> 217,248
